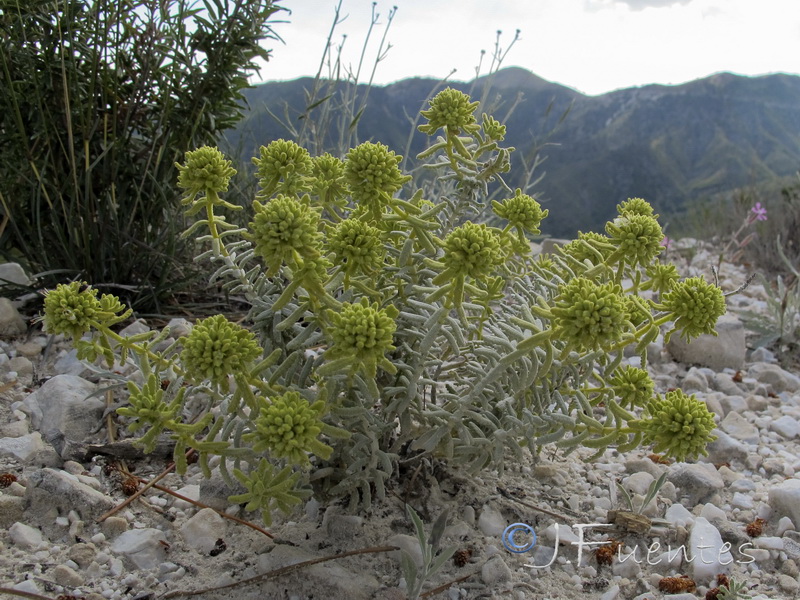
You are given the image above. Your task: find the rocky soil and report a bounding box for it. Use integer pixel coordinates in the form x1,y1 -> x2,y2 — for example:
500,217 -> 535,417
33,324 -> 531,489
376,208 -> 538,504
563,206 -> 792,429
1,241 -> 800,600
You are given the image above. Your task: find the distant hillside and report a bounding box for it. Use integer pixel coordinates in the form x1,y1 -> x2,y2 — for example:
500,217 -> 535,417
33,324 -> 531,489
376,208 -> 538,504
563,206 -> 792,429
226,68 -> 800,237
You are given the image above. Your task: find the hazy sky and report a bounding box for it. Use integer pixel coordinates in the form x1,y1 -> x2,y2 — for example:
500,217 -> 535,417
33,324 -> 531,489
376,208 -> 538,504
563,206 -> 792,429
257,0 -> 800,95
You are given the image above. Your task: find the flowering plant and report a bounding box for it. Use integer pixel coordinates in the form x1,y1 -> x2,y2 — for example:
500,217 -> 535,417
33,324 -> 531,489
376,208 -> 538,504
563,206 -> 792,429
44,89 -> 726,522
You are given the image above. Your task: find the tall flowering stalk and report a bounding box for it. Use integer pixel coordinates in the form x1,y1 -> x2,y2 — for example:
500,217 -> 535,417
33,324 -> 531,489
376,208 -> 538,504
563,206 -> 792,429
717,201 -> 769,270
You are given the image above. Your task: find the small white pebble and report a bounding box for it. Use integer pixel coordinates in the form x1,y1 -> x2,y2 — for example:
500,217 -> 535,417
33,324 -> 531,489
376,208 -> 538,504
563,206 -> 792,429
91,533 -> 106,544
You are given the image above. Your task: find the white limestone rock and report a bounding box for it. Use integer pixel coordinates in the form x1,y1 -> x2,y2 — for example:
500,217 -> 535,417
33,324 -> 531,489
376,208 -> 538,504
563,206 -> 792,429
0,263 -> 31,288
111,528 -> 168,570
769,479 -> 800,528
770,415 -> 800,439
668,463 -> 724,504
688,517 -> 732,585
481,555 -> 512,585
21,375 -> 102,446
25,468 -> 116,530
180,507 -> 226,554
719,411 -> 760,444
9,522 -> 44,550
0,297 -> 27,336
748,363 -> 800,393
477,505 -> 506,537
666,314 -> 746,370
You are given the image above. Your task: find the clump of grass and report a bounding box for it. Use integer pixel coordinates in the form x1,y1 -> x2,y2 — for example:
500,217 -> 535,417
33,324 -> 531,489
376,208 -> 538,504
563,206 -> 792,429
0,0 -> 286,311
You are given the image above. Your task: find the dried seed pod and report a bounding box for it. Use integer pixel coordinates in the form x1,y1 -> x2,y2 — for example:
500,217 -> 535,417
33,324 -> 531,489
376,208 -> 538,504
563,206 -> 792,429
658,575 -> 696,593
647,453 -> 671,465
120,477 -> 139,496
0,472 -> 18,488
453,548 -> 472,567
746,518 -> 766,537
594,540 -> 622,566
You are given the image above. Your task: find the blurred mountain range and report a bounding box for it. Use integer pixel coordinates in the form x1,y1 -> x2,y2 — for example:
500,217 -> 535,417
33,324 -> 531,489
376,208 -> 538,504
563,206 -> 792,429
226,67 -> 800,237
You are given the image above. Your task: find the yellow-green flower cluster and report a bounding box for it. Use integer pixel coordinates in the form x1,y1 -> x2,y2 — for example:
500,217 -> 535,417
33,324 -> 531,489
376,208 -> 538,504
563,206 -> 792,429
326,297 -> 398,378
343,142 -> 410,220
605,213 -> 664,268
551,277 -> 630,351
440,222 -> 504,281
493,189 -> 548,237
418,87 -> 481,136
662,276 -> 726,342
327,219 -> 384,276
482,113 -> 506,141
311,153 -> 348,206
176,146 -> 236,200
561,231 -> 612,264
180,315 -> 262,388
243,391 -> 331,464
609,365 -> 654,408
253,139 -> 313,197
43,282 -> 102,340
625,295 -> 651,327
43,282 -> 129,340
617,197 -> 656,218
642,261 -> 680,295
248,195 -> 322,275
641,389 -> 717,461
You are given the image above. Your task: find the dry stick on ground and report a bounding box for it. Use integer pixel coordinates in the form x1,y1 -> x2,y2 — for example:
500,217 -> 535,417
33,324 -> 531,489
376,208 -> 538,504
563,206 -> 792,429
497,486 -> 578,526
419,571 -> 478,599
161,545 -> 400,598
122,470 -> 274,539
96,449 -> 195,522
0,587 -> 58,600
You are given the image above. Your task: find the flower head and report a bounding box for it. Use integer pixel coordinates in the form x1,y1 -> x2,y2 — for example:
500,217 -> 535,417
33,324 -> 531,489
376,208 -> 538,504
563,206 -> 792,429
326,297 -> 398,378
662,276 -> 726,342
749,202 -> 768,222
43,282 -> 101,340
43,282 -> 129,340
617,197 -> 656,218
327,219 -> 385,276
482,113 -> 506,141
640,389 -> 717,461
181,315 -> 262,389
641,261 -> 680,295
551,278 -> 631,351
661,237 -> 673,251
440,221 -> 504,281
492,189 -> 548,237
418,88 -> 481,136
625,294 -> 651,327
605,213 -> 664,268
561,231 -> 612,264
609,365 -> 654,409
247,195 -> 322,274
311,153 -> 348,207
243,391 -> 331,464
253,139 -> 313,197
176,146 -> 236,201
343,142 -> 410,220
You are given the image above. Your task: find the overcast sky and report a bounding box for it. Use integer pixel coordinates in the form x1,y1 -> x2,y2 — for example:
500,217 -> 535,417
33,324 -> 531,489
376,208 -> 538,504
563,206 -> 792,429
256,0 -> 800,95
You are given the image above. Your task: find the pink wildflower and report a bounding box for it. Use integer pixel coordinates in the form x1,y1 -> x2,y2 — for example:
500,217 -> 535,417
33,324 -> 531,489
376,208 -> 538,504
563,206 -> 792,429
750,202 -> 768,222
660,236 -> 673,251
